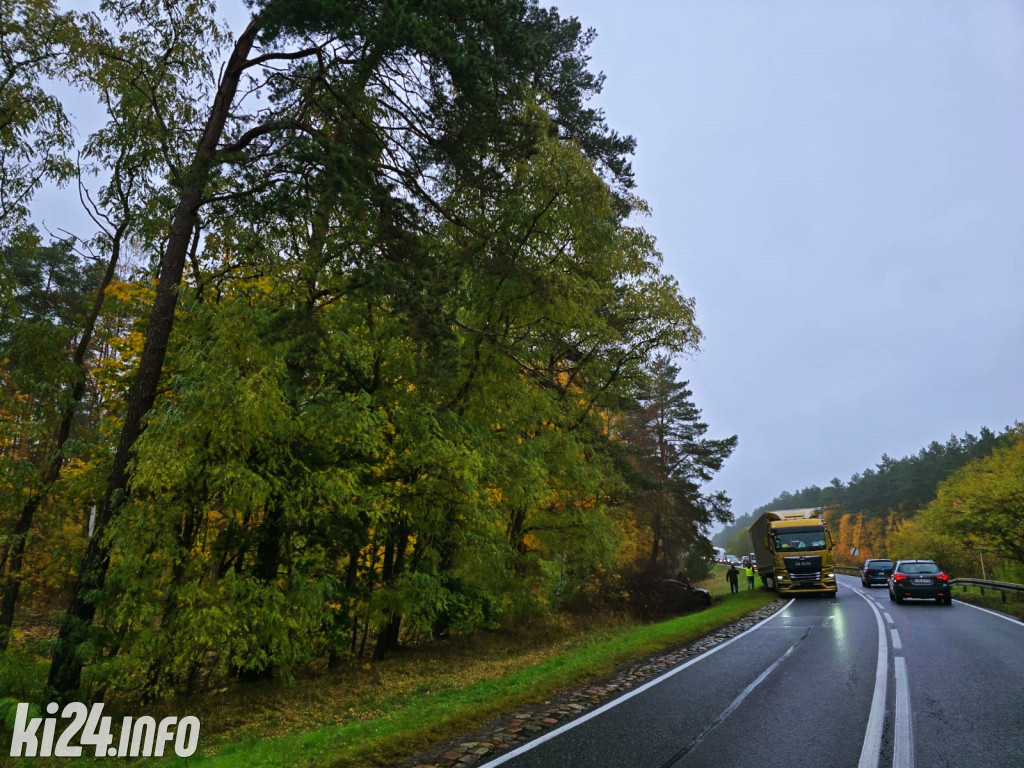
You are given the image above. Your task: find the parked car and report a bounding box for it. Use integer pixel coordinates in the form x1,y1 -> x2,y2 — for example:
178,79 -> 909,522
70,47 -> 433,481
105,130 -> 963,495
887,559 -> 952,605
860,558 -> 895,587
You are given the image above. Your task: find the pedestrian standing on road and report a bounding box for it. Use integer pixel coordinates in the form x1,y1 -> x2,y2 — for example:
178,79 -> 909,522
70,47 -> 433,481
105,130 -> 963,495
726,564 -> 740,594
745,563 -> 755,590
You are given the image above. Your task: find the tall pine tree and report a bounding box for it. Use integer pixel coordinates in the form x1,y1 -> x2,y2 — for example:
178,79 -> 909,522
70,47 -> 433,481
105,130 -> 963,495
623,354 -> 737,567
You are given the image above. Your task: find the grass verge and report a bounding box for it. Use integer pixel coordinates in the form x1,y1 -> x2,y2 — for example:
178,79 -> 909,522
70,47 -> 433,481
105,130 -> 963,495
952,586 -> 1024,621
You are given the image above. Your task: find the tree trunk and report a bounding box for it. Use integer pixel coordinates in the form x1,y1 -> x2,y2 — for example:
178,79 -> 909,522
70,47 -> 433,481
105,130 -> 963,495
651,509 -> 662,564
373,522 -> 408,660
507,507 -> 528,555
330,546 -> 361,668
46,18 -> 263,700
237,498 -> 285,683
0,496 -> 40,651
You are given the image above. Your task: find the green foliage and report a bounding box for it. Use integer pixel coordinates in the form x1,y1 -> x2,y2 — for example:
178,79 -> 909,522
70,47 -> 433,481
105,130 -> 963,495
0,642 -> 47,722
0,228 -> 97,332
0,228 -> 112,643
94,292 -> 388,693
888,512 -> 971,575
936,432 -> 1024,562
896,428 -> 1024,572
0,0 -> 76,229
0,230 -> 99,421
683,542 -> 715,581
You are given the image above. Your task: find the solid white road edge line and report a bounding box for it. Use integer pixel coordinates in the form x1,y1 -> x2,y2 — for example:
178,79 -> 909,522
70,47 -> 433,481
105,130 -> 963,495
953,599 -> 1024,627
847,582 -> 888,768
477,599 -> 795,768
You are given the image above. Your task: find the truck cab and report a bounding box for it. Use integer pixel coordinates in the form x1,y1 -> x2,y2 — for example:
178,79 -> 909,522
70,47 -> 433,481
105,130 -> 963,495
749,508 -> 838,597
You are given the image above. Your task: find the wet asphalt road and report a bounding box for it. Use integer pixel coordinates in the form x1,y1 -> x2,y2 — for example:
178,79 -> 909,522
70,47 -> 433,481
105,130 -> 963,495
480,576 -> 1024,768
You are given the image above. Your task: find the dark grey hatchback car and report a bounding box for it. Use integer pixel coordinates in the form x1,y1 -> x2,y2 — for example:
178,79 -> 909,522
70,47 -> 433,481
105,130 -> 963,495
888,559 -> 952,605
860,558 -> 894,587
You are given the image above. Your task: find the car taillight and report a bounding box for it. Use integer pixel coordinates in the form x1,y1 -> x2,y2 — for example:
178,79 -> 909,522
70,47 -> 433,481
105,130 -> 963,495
935,573 -> 948,582
892,573 -> 906,582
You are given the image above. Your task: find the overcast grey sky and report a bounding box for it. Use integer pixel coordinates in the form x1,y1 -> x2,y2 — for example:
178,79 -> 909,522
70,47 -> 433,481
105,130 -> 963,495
550,0 -> 1024,519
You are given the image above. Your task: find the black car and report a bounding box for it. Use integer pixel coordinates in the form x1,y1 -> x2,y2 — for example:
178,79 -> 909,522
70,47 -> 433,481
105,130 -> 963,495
654,579 -> 712,610
860,558 -> 894,587
887,559 -> 952,605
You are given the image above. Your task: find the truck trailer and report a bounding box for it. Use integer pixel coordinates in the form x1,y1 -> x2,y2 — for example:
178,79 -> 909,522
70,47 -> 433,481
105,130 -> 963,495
748,507 -> 838,597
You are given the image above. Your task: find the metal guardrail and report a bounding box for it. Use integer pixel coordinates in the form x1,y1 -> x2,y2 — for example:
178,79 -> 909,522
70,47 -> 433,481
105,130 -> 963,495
950,578 -> 1024,602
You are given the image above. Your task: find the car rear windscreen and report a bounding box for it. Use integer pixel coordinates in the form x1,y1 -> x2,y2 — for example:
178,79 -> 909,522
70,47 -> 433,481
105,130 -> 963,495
900,563 -> 939,574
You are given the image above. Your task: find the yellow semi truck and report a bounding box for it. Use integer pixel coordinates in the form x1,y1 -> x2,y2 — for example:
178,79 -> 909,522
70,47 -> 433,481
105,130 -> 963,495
748,507 -> 838,597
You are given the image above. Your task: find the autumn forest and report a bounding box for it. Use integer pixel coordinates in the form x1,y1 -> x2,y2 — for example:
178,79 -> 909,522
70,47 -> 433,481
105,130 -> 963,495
2,0 -> 1021,716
